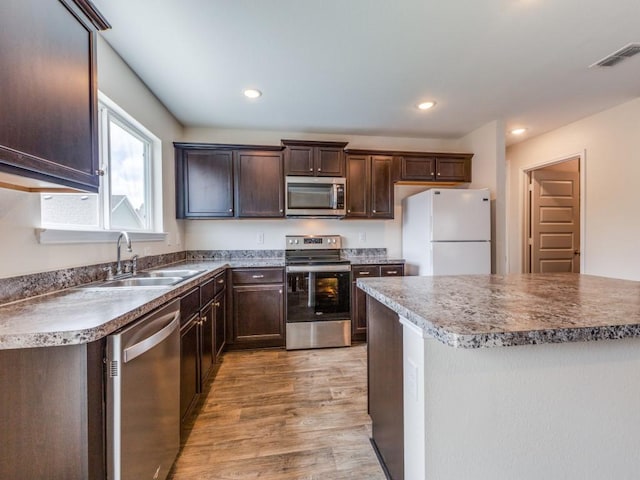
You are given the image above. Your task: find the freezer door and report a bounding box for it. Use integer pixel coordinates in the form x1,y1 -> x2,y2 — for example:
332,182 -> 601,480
432,242 -> 491,275
431,189 -> 491,241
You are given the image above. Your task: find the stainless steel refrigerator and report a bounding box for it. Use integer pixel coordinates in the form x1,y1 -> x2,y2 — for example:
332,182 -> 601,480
402,188 -> 491,275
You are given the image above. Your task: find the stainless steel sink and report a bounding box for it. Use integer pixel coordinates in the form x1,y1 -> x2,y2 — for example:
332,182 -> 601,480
141,269 -> 205,278
81,267 -> 206,289
90,277 -> 184,288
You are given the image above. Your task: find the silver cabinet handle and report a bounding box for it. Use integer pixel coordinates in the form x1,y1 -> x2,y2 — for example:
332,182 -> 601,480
214,301 -> 220,307
386,270 -> 398,274
218,279 -> 224,284
359,271 -> 370,275
252,274 -> 264,279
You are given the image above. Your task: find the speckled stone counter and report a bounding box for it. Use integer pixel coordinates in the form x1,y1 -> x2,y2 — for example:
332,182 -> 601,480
357,273 -> 640,348
0,258 -> 284,350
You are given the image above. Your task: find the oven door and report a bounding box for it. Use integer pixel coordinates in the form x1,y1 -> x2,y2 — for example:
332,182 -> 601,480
286,265 -> 351,323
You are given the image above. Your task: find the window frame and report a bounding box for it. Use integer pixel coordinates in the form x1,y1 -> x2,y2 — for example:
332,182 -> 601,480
37,92 -> 166,244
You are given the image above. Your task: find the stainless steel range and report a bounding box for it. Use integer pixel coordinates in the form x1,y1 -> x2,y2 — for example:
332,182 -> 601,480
285,235 -> 351,350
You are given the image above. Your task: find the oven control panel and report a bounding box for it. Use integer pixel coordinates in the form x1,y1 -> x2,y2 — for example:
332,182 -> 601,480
285,235 -> 342,250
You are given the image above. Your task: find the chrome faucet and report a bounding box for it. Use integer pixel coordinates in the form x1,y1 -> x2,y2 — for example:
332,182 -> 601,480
116,231 -> 132,276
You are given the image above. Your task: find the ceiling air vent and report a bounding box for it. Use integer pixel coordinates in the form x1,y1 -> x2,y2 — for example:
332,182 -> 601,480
590,43 -> 640,68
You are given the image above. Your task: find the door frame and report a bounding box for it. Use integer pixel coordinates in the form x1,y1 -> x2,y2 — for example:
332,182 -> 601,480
520,150 -> 586,273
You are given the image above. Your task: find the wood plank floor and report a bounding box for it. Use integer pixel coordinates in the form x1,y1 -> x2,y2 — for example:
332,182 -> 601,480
168,344 -> 386,480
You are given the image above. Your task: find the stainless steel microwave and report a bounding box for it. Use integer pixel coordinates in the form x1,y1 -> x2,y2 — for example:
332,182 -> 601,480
285,176 -> 346,217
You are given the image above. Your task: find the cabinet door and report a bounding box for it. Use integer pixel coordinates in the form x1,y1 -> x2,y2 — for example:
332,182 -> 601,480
316,147 -> 345,177
346,155 -> 369,218
180,317 -> 199,422
214,291 -> 226,359
200,304 -> 214,385
400,156 -> 436,181
436,156 -> 472,182
235,151 -> 284,217
351,266 -> 380,341
0,0 -> 106,192
370,155 -> 394,218
284,145 -> 314,176
232,284 -> 284,348
177,150 -> 234,218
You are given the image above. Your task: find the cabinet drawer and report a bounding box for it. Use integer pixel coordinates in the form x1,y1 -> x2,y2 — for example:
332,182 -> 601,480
232,268 -> 284,285
380,265 -> 404,277
200,278 -> 215,306
180,287 -> 200,325
352,265 -> 380,279
213,271 -> 226,295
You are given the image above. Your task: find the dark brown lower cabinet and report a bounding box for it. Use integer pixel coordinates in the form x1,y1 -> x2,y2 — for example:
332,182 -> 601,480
180,316 -> 200,422
230,268 -> 285,349
352,264 -> 404,342
367,296 -> 404,480
214,290 -> 226,357
179,272 -> 227,430
0,341 -> 106,479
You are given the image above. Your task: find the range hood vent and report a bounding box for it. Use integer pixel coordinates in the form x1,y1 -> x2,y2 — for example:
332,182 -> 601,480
590,43 -> 640,68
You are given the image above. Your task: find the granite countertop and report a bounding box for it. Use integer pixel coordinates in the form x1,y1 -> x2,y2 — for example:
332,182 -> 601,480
357,273 -> 640,349
0,258 -> 284,350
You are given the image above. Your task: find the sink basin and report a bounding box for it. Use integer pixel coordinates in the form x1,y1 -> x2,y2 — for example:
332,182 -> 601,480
90,277 -> 185,288
80,268 -> 206,289
141,269 -> 205,279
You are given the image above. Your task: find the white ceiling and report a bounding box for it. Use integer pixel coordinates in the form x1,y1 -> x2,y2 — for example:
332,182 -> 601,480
93,0 -> 640,145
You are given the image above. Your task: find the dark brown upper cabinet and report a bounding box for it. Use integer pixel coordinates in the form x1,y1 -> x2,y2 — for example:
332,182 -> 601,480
235,150 -> 284,217
346,152 -> 394,219
282,140 -> 348,177
398,153 -> 473,182
0,0 -> 110,192
175,149 -> 234,218
174,143 -> 285,219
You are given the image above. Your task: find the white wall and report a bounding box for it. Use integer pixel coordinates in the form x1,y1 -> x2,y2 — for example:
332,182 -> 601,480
182,128 -> 463,257
0,37 -> 184,278
507,97 -> 640,280
458,121 -> 507,273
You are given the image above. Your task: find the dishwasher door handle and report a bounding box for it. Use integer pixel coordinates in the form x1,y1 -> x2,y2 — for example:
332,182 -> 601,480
124,312 -> 180,363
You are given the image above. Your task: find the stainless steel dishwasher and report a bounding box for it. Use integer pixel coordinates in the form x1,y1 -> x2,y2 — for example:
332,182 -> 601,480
106,298 -> 181,480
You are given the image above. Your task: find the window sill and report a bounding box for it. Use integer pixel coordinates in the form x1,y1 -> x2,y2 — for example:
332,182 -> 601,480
35,228 -> 168,245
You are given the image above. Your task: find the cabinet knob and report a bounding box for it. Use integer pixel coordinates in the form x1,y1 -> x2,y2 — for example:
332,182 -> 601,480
430,172 -> 434,176
372,209 -> 377,213
347,210 -> 351,213
280,209 -> 283,213
95,169 -> 105,176
218,279 -> 224,284
437,172 -> 441,176
228,208 -> 232,212
309,168 -> 313,171
279,289 -> 283,294
317,168 -> 321,172
214,301 -> 220,307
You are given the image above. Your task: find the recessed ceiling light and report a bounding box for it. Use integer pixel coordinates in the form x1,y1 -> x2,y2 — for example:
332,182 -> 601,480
510,128 -> 527,135
417,101 -> 436,110
243,89 -> 262,99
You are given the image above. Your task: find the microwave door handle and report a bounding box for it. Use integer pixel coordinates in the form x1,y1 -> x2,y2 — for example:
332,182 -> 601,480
332,184 -> 338,209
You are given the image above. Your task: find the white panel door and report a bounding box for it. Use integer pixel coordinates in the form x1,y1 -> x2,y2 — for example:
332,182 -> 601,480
431,189 -> 491,241
432,242 -> 491,275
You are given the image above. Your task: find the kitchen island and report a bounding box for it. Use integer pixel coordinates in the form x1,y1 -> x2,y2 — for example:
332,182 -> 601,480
358,274 -> 640,480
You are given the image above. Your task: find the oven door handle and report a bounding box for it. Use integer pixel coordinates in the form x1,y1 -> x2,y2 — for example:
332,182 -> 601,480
286,264 -> 352,273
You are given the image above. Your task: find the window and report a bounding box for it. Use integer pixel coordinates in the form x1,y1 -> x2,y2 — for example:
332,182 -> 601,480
40,93 -> 163,239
